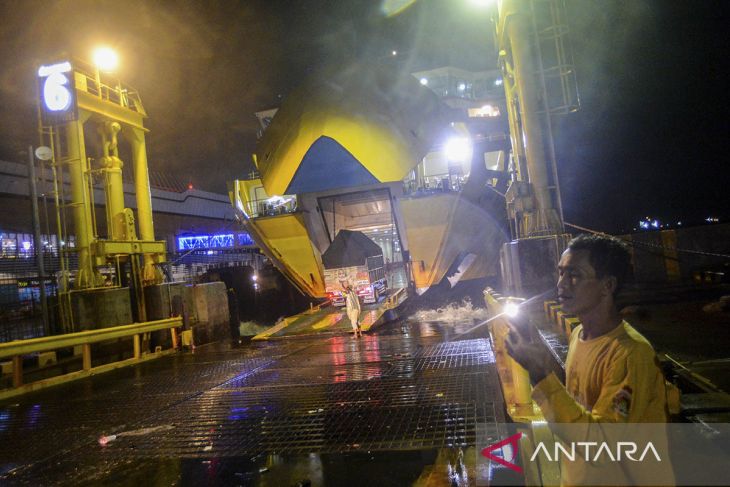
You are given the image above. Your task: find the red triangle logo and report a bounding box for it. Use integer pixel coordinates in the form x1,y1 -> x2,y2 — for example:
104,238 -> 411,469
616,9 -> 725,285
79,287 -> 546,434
480,432 -> 523,473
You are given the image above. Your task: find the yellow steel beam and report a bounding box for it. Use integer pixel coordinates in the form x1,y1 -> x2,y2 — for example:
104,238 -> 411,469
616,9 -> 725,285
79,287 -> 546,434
483,290 -> 537,421
0,348 -> 178,401
92,239 -> 166,256
75,86 -> 146,131
0,317 -> 181,359
484,287 -> 562,486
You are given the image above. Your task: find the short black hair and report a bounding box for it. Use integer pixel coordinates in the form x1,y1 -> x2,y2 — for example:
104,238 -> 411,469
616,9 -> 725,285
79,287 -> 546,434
566,234 -> 631,293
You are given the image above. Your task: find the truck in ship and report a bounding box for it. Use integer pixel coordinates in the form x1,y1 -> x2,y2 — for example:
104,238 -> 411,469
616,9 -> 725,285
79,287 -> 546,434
322,230 -> 387,306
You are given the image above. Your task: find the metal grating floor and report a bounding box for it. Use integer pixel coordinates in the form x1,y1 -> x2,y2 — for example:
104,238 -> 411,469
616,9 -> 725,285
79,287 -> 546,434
0,318 -> 506,485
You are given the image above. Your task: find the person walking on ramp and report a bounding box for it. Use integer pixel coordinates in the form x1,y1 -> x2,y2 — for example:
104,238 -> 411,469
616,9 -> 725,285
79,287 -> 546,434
344,283 -> 362,338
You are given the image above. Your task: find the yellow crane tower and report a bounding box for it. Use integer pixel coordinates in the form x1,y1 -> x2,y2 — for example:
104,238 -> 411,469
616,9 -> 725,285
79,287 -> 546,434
494,0 -> 580,294
37,50 -> 166,330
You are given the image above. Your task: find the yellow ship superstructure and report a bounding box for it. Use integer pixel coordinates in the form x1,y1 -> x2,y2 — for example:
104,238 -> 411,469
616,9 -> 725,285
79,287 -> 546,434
229,64 -> 509,299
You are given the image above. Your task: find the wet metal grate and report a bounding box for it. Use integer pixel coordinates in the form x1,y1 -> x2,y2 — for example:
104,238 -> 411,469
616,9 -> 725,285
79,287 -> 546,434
89,338 -> 502,457
1,329 -> 506,484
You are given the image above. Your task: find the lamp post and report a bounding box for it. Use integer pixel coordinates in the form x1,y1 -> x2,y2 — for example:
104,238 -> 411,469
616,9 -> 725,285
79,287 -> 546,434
30,146 -> 51,335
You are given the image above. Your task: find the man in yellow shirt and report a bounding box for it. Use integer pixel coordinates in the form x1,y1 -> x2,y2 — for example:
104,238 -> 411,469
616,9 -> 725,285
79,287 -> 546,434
506,234 -> 674,486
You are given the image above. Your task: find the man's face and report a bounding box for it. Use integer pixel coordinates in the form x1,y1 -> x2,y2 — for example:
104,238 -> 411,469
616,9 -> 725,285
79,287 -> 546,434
557,249 -> 611,316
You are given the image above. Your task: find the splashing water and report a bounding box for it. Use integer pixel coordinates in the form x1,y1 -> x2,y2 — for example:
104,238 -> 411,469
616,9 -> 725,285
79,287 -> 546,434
411,298 -> 488,324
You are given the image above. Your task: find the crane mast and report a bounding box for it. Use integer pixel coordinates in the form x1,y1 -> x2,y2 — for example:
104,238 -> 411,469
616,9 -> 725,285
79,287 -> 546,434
495,0 -> 580,294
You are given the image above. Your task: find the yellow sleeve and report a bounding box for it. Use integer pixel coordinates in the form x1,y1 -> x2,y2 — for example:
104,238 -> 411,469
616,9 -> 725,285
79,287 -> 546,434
531,348 -> 674,485
532,343 -> 667,425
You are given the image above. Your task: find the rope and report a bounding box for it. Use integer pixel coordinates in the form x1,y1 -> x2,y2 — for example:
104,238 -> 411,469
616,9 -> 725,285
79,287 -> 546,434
564,221 -> 730,260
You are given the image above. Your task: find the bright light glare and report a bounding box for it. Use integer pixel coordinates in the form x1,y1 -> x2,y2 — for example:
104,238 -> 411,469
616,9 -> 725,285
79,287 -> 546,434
468,0 -> 495,6
381,0 -> 417,17
420,77 -> 428,86
504,302 -> 520,318
444,137 -> 473,163
93,47 -> 119,72
252,274 -> 258,281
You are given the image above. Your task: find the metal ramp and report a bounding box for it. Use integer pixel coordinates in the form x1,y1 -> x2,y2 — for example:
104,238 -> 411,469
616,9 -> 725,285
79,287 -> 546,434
0,319 -> 508,485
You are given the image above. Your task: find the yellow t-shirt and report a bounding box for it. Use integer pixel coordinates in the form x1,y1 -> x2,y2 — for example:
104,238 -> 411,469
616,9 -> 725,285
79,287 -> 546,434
532,321 -> 674,486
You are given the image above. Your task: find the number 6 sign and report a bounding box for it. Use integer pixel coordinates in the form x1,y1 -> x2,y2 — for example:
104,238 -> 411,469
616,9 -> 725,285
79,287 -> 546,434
38,61 -> 78,125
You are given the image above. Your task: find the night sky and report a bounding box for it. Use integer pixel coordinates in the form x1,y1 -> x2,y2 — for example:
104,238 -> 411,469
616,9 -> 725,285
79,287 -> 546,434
0,0 -> 726,234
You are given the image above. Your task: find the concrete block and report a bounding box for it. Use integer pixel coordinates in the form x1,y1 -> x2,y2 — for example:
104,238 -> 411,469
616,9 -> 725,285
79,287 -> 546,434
192,281 -> 230,343
181,330 -> 194,347
70,287 -> 133,331
193,281 -> 228,325
38,351 -> 57,367
547,303 -> 561,324
556,310 -> 580,337
144,282 -> 195,321
543,300 -> 558,319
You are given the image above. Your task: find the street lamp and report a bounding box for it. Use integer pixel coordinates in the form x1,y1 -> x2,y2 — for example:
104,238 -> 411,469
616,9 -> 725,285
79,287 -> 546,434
467,0 -> 494,7
92,46 -> 119,72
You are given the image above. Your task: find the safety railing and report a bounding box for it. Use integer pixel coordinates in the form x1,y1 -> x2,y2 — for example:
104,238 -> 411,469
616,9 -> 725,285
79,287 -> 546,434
73,60 -> 146,115
240,196 -> 298,219
0,317 -> 182,399
305,299 -> 332,314
385,286 -> 408,309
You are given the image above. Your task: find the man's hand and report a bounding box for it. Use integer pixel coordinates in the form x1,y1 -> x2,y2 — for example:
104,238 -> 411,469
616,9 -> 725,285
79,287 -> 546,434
504,316 -> 554,386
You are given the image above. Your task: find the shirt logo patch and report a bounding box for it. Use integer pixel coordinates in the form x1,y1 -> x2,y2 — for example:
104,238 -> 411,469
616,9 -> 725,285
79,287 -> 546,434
612,385 -> 632,417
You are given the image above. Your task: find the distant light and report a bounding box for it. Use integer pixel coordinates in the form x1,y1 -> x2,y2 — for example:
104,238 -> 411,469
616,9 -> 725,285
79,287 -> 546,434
188,182 -> 194,190
706,216 -> 719,223
444,137 -> 473,163
651,220 -> 659,228
392,50 -> 398,56
504,302 -> 519,318
252,274 -> 258,282
494,78 -> 503,86
458,83 -> 466,91
420,77 -> 428,86
22,241 -> 31,251
98,434 -> 117,446
92,47 -> 119,72
468,104 -> 500,118
677,221 -> 682,226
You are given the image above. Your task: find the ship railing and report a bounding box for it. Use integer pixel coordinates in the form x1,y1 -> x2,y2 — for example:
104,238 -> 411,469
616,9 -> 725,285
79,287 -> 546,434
73,59 -> 146,115
385,287 -> 407,309
242,196 -> 298,218
0,317 -> 183,400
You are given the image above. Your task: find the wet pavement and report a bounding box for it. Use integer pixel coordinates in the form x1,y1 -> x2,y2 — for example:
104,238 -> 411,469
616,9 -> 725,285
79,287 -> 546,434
0,310 -> 508,486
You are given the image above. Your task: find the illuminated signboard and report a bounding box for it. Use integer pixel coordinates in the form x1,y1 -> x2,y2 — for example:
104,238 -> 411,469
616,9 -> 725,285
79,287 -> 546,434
177,232 -> 254,251
38,61 -> 78,125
